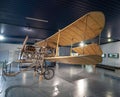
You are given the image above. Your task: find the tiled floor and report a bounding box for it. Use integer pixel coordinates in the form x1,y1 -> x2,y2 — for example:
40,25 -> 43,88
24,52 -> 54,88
0,64 -> 120,97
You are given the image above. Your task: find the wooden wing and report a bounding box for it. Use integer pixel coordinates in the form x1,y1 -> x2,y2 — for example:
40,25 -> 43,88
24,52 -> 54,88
45,43 -> 103,65
72,43 -> 103,55
45,55 -> 102,65
35,11 -> 105,48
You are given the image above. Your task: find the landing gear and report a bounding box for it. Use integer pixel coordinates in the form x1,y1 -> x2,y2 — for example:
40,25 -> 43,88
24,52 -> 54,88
44,68 -> 54,80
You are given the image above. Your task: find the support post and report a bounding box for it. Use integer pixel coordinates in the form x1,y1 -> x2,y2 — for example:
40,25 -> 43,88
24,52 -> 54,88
70,38 -> 73,56
55,32 -> 61,56
82,15 -> 88,55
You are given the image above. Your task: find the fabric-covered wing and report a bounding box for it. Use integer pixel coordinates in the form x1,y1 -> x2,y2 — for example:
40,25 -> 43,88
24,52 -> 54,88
72,43 -> 103,55
35,11 -> 105,48
45,55 -> 102,65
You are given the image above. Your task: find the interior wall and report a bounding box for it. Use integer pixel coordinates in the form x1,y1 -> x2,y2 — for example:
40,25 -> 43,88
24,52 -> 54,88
59,47 -> 70,56
0,43 -> 22,63
0,50 -> 9,62
100,41 -> 120,67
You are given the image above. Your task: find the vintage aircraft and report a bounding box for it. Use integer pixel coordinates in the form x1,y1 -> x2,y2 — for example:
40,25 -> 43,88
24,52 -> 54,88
2,11 -> 105,80
35,11 -> 105,65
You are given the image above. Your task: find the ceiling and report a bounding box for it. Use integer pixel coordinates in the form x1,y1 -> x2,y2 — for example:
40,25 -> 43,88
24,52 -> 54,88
0,0 -> 120,45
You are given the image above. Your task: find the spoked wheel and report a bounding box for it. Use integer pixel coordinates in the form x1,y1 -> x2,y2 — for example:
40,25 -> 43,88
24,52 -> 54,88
44,68 -> 54,80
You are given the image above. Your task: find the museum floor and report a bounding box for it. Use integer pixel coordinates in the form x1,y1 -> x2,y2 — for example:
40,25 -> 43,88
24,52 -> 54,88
0,64 -> 120,97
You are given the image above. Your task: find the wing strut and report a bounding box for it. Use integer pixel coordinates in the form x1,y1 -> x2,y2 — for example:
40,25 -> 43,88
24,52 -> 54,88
20,36 -> 28,59
82,15 -> 88,55
55,31 -> 61,56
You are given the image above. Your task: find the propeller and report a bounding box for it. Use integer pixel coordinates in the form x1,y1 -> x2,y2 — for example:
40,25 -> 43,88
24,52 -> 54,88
20,36 -> 28,60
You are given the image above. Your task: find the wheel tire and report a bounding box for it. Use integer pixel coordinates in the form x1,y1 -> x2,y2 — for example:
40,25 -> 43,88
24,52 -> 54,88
44,68 -> 54,80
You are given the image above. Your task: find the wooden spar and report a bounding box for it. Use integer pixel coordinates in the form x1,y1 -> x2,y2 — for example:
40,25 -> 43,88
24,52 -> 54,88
20,36 -> 28,59
55,31 -> 61,56
82,15 -> 88,55
44,40 -> 47,47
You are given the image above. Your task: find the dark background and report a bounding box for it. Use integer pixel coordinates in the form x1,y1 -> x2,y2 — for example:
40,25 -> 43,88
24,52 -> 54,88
0,0 -> 120,45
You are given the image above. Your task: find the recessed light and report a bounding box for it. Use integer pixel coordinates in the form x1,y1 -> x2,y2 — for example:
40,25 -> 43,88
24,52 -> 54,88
1,28 -> 4,34
108,38 -> 112,42
107,29 -> 111,38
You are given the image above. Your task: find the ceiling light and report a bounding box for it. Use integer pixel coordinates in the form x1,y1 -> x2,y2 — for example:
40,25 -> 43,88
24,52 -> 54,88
23,27 -> 33,32
107,32 -> 111,38
107,28 -> 111,38
108,38 -> 112,42
26,17 -> 48,23
1,28 -> 4,34
79,41 -> 85,47
0,35 -> 5,40
1,24 -> 5,34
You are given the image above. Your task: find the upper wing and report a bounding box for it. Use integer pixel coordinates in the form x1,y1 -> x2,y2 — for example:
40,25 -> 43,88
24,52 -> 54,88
72,43 -> 103,55
35,11 -> 105,48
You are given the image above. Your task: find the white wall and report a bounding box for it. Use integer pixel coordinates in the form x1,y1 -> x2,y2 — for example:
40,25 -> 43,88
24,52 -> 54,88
101,41 -> 120,67
0,50 -> 9,62
0,44 -> 70,63
0,43 -> 22,63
